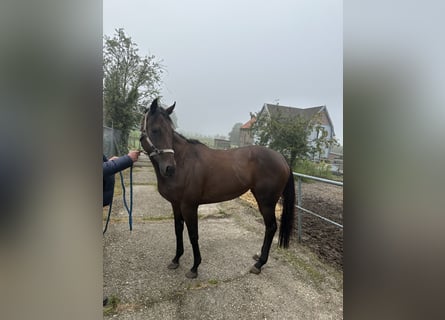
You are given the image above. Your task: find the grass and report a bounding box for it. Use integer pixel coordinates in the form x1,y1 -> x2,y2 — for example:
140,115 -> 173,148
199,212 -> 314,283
103,294 -> 148,316
186,279 -> 220,290
276,247 -> 325,288
293,159 -> 336,182
275,247 -> 343,292
198,208 -> 230,220
102,216 -> 173,222
141,215 -> 174,221
103,295 -> 120,316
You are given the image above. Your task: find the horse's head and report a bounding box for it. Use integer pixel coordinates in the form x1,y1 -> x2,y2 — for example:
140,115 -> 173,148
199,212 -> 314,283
140,98 -> 176,177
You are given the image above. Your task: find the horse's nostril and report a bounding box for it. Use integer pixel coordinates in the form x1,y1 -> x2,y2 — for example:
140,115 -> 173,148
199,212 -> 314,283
166,166 -> 176,176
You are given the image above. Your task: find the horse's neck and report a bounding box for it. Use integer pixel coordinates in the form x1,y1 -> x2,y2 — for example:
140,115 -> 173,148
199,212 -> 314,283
172,132 -> 205,161
172,133 -> 191,159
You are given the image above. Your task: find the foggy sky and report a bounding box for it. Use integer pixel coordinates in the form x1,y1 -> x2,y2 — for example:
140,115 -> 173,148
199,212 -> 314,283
103,0 -> 343,144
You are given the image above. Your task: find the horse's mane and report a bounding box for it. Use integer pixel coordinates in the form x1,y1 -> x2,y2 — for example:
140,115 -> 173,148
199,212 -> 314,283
175,132 -> 204,145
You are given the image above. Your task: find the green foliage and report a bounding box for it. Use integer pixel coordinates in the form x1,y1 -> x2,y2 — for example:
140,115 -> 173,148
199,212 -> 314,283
309,114 -> 339,161
293,159 -> 334,180
128,130 -> 142,150
103,295 -> 120,316
251,108 -> 338,167
103,28 -> 164,153
251,110 -> 311,167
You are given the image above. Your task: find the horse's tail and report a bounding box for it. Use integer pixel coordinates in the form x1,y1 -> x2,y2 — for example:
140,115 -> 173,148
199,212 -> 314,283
278,170 -> 296,248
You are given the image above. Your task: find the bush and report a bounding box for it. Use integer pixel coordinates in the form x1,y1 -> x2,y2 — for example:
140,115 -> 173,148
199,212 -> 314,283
293,159 -> 334,181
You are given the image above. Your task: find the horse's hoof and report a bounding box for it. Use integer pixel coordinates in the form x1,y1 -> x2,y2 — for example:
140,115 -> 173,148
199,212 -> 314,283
185,270 -> 198,279
252,253 -> 260,261
249,265 -> 261,274
168,261 -> 179,269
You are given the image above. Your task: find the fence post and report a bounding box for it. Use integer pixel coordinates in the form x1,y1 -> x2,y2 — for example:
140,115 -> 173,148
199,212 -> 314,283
297,176 -> 302,243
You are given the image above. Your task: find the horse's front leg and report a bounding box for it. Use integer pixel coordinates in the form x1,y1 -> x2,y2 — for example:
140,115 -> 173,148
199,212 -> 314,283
168,204 -> 184,270
183,204 -> 201,279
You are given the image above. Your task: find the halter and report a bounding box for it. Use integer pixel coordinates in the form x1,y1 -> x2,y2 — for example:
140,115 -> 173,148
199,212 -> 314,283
140,111 -> 175,158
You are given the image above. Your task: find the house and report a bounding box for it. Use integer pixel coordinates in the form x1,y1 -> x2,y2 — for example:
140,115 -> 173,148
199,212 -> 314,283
240,103 -> 336,160
214,138 -> 231,150
328,145 -> 343,175
239,116 -> 256,147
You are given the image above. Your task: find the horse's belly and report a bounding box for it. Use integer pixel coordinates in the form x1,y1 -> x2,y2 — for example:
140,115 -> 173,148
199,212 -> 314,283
198,186 -> 249,204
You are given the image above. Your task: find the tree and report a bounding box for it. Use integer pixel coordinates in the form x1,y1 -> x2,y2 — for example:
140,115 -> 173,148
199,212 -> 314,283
228,122 -> 242,147
103,28 -> 164,153
250,110 -> 337,168
309,115 -> 338,161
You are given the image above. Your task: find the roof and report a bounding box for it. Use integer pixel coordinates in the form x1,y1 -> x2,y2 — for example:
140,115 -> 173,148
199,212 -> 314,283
261,103 -> 335,136
263,103 -> 325,122
240,117 -> 256,129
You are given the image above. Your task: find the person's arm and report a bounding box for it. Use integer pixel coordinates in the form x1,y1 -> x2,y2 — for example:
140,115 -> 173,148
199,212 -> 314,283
103,155 -> 133,177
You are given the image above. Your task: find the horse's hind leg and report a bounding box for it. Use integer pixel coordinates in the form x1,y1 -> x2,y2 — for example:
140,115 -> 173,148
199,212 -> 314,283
168,204 -> 184,270
250,201 -> 277,274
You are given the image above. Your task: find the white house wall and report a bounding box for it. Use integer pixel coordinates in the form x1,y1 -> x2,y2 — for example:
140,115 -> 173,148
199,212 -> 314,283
308,124 -> 332,159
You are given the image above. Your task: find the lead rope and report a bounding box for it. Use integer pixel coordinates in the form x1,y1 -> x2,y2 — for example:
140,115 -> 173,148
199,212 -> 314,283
103,164 -> 134,235
103,200 -> 113,235
119,165 -> 133,231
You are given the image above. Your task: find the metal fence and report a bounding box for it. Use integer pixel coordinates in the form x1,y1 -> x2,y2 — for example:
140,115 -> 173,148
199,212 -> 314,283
103,126 -> 122,158
293,172 -> 343,242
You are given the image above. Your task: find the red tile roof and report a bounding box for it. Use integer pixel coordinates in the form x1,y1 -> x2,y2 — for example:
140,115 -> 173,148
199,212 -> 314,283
241,117 -> 256,129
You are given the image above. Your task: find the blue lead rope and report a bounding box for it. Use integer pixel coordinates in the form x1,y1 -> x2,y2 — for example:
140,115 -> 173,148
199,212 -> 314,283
119,165 -> 133,231
103,165 -> 134,235
103,202 -> 113,235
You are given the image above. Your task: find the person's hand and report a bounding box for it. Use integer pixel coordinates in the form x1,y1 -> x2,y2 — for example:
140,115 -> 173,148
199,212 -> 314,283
127,150 -> 140,162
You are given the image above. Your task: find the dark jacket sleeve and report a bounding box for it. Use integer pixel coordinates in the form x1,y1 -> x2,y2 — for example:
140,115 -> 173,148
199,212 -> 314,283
103,154 -> 133,207
103,155 -> 133,177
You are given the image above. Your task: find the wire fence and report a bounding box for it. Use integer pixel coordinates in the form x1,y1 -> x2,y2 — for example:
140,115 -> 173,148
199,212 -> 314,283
103,126 -> 122,157
293,172 -> 343,243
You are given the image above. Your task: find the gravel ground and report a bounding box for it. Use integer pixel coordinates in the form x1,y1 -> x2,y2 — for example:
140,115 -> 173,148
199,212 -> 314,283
103,154 -> 343,319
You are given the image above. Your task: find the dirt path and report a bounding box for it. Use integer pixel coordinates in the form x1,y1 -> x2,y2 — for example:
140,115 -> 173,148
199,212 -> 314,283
103,154 -> 343,319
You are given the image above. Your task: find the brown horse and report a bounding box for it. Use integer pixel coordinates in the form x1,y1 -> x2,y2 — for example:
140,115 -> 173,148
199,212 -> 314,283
140,98 -> 295,278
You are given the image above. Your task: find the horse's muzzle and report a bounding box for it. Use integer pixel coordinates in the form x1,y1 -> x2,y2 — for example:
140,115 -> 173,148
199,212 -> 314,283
156,153 -> 176,177
165,165 -> 176,177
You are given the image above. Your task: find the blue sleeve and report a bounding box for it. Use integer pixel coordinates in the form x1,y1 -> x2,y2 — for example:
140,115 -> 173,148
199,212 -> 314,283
103,155 -> 133,177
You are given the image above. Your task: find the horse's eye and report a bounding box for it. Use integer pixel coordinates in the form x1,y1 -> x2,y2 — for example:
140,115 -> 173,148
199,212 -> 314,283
151,129 -> 159,135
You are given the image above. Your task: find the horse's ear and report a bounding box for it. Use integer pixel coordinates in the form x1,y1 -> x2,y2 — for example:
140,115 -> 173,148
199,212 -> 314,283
149,97 -> 160,114
166,102 -> 176,115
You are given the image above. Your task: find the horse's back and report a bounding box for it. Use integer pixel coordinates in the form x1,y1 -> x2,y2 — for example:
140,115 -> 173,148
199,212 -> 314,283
243,145 -> 289,173
221,145 -> 290,190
